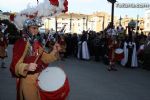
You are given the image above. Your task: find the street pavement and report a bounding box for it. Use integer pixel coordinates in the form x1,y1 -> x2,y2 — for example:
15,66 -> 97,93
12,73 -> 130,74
0,45 -> 150,100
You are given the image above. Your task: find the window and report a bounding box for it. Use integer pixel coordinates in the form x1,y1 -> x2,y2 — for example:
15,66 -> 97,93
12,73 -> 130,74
147,23 -> 150,28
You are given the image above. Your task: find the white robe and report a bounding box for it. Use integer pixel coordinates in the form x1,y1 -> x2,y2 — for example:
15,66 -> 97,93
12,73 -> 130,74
121,42 -> 138,67
77,41 -> 90,60
82,41 -> 90,60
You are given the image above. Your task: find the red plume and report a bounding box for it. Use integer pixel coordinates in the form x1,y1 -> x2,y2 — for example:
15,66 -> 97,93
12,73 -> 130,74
49,0 -> 68,12
49,0 -> 59,6
63,0 -> 68,12
10,14 -> 15,21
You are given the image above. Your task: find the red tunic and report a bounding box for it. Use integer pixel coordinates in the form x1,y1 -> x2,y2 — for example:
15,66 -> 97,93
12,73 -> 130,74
10,38 -> 69,100
108,38 -> 119,62
10,38 -> 48,100
10,38 -> 26,77
0,37 -> 7,58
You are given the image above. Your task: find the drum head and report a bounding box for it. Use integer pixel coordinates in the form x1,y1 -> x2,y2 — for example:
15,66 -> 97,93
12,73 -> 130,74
115,48 -> 123,54
38,67 -> 66,92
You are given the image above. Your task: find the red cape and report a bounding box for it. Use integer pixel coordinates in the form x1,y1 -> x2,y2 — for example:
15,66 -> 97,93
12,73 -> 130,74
10,38 -> 27,77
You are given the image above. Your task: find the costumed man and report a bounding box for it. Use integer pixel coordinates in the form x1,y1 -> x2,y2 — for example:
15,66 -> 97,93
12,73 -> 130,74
117,26 -> 125,41
57,34 -> 67,61
0,23 -> 8,68
121,23 -> 138,68
77,31 -> 90,60
142,33 -> 150,70
121,36 -> 138,68
93,33 -> 102,61
106,26 -> 117,36
107,35 -> 119,71
10,18 -> 61,100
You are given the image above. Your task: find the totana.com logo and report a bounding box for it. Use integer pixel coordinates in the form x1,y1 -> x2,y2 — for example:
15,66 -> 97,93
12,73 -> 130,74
116,3 -> 150,8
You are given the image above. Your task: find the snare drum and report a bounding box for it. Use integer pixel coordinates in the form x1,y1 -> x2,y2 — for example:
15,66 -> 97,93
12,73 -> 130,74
38,67 -> 70,100
115,48 -> 124,61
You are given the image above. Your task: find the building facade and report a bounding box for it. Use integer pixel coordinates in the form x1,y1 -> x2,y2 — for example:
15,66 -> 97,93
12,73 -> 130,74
41,12 -> 113,34
144,9 -> 150,34
0,11 -> 145,34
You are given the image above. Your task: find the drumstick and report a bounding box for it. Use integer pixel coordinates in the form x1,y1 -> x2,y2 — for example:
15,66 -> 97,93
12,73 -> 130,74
34,34 -> 52,63
34,50 -> 43,63
34,33 -> 60,63
33,42 -> 59,63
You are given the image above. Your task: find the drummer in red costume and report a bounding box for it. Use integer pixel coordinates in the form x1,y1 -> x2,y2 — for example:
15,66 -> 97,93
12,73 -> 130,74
10,18 -> 61,100
0,32 -> 8,68
107,35 -> 119,71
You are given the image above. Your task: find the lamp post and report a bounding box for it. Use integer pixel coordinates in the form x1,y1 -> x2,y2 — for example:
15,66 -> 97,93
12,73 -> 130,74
102,16 -> 105,31
70,13 -> 72,33
99,16 -> 105,31
107,0 -> 116,28
83,17 -> 86,31
119,16 -> 122,26
55,16 -> 57,33
136,14 -> 139,33
86,16 -> 88,31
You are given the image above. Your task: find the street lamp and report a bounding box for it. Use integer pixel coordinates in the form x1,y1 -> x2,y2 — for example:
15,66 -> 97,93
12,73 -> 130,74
55,16 -> 57,33
107,0 -> 116,28
86,16 -> 88,31
98,16 -> 105,31
119,16 -> 122,26
136,14 -> 139,33
70,13 -> 72,33
83,17 -> 86,31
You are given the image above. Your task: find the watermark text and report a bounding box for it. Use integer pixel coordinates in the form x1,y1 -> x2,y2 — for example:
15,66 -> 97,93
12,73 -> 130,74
116,3 -> 150,8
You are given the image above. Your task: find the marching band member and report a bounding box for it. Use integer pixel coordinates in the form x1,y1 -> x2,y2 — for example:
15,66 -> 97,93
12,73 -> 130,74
77,31 -> 90,60
57,34 -> 67,61
107,35 -> 119,71
10,18 -> 61,100
0,22 -> 8,68
142,33 -> 150,70
121,37 -> 138,68
0,32 -> 8,68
